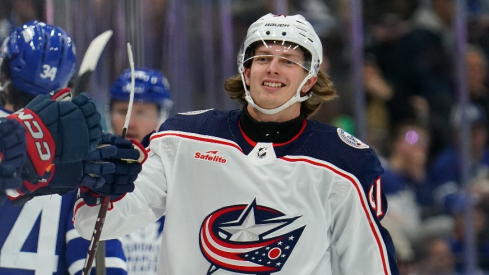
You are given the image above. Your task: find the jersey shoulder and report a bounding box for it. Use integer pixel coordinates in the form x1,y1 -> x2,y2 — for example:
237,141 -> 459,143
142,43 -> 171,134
300,121 -> 383,184
158,108 -> 238,138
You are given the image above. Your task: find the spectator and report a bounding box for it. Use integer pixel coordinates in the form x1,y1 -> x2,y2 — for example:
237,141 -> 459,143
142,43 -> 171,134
429,103 -> 489,215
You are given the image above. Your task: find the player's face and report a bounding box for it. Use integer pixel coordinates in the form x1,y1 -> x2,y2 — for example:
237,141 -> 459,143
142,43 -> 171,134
111,101 -> 160,141
243,43 -> 316,121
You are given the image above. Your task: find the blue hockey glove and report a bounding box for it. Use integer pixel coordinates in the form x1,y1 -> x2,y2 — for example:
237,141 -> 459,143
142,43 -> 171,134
7,88 -> 103,181
78,133 -> 146,205
0,118 -> 27,205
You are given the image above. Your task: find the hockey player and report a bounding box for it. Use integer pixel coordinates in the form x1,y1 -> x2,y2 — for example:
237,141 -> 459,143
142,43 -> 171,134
109,68 -> 172,142
74,14 -> 399,274
0,21 -> 129,275
108,68 -> 172,274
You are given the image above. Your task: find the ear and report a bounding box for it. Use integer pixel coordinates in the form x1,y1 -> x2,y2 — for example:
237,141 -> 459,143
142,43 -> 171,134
301,76 -> 318,94
243,68 -> 251,86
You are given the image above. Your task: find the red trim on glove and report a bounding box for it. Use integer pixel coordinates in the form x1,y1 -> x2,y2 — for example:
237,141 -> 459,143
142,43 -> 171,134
51,87 -> 71,101
130,139 -> 149,164
8,109 -> 55,176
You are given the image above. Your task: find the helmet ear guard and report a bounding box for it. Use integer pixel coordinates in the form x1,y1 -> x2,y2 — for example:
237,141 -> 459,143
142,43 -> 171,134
237,14 -> 322,115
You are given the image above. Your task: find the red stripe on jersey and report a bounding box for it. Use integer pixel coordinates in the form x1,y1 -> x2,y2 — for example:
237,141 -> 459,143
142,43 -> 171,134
281,156 -> 390,275
150,132 -> 243,152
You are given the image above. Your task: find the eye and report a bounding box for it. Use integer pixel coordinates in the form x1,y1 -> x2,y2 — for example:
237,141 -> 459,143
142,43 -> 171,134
283,59 -> 296,65
254,55 -> 272,63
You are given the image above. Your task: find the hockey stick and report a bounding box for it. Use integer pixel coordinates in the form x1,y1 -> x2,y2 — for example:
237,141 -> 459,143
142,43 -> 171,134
82,43 -> 136,275
72,30 -> 113,97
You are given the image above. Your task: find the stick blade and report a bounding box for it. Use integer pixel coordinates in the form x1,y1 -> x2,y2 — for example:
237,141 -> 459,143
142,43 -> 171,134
72,30 -> 113,96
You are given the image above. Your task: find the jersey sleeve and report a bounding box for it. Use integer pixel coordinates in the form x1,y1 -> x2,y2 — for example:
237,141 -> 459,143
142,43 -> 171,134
325,131 -> 398,274
329,173 -> 398,275
74,138 -> 168,241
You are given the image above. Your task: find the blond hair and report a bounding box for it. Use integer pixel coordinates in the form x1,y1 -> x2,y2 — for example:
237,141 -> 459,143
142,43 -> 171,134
224,70 -> 337,118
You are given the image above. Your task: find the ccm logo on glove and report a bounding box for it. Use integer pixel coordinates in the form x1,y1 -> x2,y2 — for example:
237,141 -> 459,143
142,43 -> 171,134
8,109 -> 55,175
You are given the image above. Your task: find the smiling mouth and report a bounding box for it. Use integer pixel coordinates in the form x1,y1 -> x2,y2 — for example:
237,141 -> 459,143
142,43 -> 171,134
263,81 -> 284,88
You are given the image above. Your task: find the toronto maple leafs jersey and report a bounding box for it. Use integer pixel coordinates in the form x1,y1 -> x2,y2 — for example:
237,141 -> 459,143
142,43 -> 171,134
0,192 -> 127,275
74,109 -> 399,275
120,216 -> 165,275
0,107 -> 127,275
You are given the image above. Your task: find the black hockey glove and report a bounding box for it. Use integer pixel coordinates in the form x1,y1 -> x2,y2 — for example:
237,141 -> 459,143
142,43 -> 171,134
6,88 -> 103,203
0,118 -> 27,205
7,88 -> 103,181
78,133 -> 147,206
9,132 -> 146,205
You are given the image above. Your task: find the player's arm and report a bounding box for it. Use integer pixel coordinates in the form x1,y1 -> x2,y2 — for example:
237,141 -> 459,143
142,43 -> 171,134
331,149 -> 399,275
329,174 -> 398,275
74,135 -> 167,241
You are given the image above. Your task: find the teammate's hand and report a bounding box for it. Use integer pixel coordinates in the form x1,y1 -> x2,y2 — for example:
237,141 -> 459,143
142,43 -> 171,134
78,133 -> 146,205
7,88 -> 103,180
0,118 -> 27,205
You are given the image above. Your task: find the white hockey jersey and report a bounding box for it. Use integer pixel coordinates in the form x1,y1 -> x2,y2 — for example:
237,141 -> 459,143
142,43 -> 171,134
74,109 -> 399,275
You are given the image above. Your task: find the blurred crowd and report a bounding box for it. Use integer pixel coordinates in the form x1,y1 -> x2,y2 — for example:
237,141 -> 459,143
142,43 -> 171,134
1,0 -> 489,274
316,0 -> 489,274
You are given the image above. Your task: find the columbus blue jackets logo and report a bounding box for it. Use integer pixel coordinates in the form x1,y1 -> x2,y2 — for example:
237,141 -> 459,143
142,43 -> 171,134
199,199 -> 305,274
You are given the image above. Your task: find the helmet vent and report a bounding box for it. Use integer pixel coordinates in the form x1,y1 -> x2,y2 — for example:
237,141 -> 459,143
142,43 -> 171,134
282,32 -> 286,36
58,36 -> 66,68
266,31 -> 270,35
41,32 -> 49,63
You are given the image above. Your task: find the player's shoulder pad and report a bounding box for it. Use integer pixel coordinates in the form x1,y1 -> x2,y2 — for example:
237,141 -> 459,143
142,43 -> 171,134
303,122 -> 383,185
158,109 -> 234,134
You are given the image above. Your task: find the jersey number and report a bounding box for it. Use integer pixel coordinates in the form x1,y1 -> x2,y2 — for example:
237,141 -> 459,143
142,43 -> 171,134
368,178 -> 384,218
40,65 -> 58,81
0,196 -> 61,274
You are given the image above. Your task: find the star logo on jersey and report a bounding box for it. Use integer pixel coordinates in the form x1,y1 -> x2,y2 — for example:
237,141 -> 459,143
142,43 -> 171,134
199,199 -> 305,274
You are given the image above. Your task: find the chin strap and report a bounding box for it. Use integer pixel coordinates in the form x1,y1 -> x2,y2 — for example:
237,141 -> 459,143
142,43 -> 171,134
240,71 -> 313,115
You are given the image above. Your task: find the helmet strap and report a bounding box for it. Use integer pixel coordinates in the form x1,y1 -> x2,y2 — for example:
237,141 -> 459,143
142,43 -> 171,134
240,71 -> 313,115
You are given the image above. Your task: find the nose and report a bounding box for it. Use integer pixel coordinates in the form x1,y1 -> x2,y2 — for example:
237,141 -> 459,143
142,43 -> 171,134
267,57 -> 281,75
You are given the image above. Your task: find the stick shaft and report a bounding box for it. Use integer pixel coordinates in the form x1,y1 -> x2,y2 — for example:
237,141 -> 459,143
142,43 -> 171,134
81,43 -> 135,275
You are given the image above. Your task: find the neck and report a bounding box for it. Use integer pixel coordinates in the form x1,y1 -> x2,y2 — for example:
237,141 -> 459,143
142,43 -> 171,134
240,106 -> 304,143
246,103 -> 301,123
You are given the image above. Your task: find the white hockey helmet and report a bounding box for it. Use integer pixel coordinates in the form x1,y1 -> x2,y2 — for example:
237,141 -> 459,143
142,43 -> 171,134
237,14 -> 323,115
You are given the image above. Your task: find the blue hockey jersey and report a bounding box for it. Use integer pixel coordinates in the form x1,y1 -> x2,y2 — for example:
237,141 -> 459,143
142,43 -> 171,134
0,191 -> 127,275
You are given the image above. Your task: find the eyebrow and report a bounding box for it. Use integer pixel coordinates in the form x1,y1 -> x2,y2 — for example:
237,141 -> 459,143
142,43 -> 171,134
254,50 -> 303,59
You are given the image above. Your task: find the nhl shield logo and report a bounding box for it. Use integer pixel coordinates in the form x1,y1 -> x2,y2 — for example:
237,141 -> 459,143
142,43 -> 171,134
199,199 -> 305,274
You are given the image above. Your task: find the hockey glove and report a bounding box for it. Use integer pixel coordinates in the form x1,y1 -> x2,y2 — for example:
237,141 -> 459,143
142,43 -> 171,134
9,133 -> 146,205
7,88 -> 103,181
0,118 -> 27,205
78,133 -> 147,206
